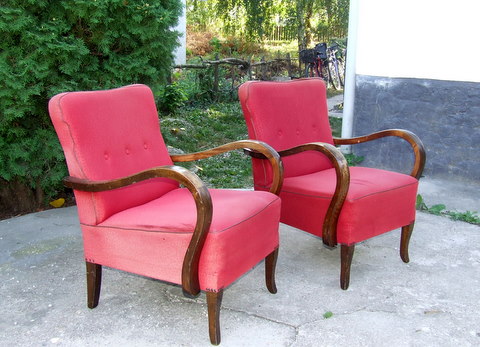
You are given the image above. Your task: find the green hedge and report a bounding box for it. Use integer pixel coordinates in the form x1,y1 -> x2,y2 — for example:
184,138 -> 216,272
0,0 -> 182,209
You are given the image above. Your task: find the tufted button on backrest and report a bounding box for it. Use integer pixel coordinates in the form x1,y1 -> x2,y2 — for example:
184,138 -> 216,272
239,78 -> 334,186
49,84 -> 179,225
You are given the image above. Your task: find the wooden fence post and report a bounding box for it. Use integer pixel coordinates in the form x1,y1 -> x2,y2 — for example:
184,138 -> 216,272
247,56 -> 253,80
230,65 -> 236,99
261,56 -> 266,80
213,53 -> 219,100
286,53 -> 292,78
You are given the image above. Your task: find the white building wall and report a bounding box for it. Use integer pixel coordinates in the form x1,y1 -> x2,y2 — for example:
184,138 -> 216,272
173,0 -> 187,65
347,0 -> 480,183
355,0 -> 480,83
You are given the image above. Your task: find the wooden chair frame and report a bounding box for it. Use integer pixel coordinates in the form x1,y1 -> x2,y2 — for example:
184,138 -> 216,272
246,129 -> 426,289
65,140 -> 283,345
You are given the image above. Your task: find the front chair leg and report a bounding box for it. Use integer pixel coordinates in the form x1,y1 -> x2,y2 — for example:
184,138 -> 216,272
400,222 -> 415,263
265,248 -> 279,294
207,290 -> 223,345
86,261 -> 102,309
340,244 -> 355,290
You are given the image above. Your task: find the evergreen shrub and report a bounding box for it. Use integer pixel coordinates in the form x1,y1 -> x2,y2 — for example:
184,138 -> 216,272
0,0 -> 182,214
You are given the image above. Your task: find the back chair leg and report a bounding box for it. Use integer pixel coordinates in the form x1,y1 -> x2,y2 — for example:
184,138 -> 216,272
207,290 -> 224,345
265,248 -> 279,294
86,262 -> 102,309
400,222 -> 415,263
340,244 -> 355,290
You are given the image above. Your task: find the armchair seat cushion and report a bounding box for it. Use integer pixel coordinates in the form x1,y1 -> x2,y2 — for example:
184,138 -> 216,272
276,167 -> 418,244
81,188 -> 281,291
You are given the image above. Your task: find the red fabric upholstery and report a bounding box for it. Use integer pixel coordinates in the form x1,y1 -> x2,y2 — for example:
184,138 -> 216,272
83,189 -> 280,290
239,79 -> 419,245
279,167 -> 417,244
49,85 -> 178,224
48,84 -> 281,292
240,78 -> 334,187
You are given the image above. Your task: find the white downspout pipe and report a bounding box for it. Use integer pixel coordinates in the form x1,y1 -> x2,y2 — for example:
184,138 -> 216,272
340,0 -> 359,153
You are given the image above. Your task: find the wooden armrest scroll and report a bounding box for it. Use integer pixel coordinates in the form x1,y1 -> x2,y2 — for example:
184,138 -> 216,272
170,140 -> 284,195
64,165 -> 212,297
245,143 -> 350,247
278,143 -> 350,247
333,129 -> 426,179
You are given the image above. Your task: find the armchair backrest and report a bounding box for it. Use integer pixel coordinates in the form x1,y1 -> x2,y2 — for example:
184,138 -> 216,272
49,84 -> 178,225
239,78 -> 334,186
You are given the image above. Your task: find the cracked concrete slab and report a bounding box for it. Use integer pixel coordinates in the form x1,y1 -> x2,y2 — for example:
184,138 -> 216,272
1,181 -> 479,346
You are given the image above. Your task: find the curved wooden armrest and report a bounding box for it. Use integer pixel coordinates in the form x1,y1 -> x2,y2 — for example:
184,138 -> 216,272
333,129 -> 426,179
64,165 -> 212,297
170,140 -> 284,195
278,143 -> 350,247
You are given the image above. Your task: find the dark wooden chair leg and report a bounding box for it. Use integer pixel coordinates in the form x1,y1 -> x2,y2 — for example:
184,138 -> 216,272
206,290 -> 223,345
265,247 -> 279,294
340,244 -> 355,290
400,222 -> 415,263
86,261 -> 102,309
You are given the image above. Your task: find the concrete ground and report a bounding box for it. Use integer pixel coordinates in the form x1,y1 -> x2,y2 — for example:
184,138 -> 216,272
1,176 -> 479,347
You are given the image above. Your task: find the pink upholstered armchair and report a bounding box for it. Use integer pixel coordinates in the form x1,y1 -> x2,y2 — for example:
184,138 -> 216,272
239,78 -> 426,290
48,84 -> 284,345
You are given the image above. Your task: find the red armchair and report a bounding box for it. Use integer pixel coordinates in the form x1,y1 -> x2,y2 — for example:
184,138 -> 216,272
48,84 -> 283,345
239,78 -> 426,289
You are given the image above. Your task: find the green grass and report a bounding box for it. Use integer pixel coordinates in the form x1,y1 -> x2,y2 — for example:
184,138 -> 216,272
161,101 -> 254,188
161,99 -> 356,189
262,40 -> 299,57
323,311 -> 334,319
329,117 -> 342,137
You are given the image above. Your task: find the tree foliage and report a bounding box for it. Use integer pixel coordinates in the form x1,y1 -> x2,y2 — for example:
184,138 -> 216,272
0,0 -> 182,210
187,0 -> 349,46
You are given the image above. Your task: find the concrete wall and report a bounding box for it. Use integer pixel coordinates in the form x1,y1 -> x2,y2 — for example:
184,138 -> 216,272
353,76 -> 480,182
350,0 -> 480,183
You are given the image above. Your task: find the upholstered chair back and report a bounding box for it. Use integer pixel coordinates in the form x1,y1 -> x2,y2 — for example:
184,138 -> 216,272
239,78 -> 334,188
49,84 -> 178,225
